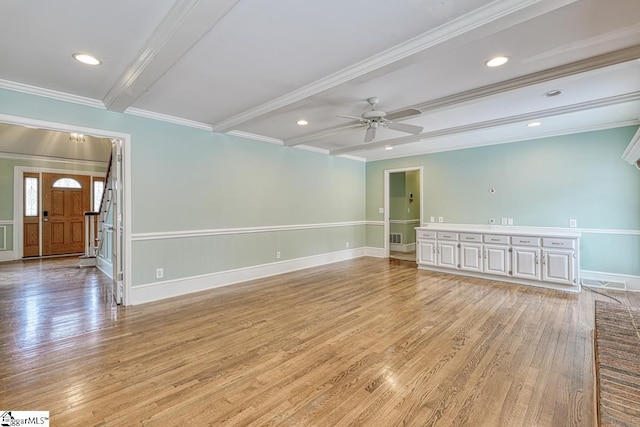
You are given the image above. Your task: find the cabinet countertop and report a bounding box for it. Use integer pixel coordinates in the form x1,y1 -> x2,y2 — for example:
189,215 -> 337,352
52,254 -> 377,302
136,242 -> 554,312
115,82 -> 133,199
416,224 -> 581,239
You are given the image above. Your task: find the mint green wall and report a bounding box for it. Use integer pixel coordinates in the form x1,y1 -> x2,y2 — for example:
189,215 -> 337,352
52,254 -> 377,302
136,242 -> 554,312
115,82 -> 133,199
0,89 -> 366,286
367,127 -> 640,275
389,172 -> 406,220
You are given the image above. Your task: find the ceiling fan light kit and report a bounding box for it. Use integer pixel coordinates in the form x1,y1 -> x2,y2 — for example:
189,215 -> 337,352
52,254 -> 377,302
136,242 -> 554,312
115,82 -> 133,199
338,97 -> 424,143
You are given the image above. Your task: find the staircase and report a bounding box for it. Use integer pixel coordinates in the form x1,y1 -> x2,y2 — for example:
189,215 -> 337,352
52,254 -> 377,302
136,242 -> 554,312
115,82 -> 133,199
79,147 -> 115,268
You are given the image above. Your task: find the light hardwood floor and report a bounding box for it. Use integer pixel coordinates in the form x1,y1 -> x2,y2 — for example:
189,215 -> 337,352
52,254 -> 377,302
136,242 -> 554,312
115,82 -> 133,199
1,256 -> 639,426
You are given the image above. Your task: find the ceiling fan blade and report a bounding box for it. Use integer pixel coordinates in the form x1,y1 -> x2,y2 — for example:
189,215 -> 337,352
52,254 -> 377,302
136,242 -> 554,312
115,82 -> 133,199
386,122 -> 424,134
364,125 -> 376,142
385,108 -> 421,121
337,114 -> 366,122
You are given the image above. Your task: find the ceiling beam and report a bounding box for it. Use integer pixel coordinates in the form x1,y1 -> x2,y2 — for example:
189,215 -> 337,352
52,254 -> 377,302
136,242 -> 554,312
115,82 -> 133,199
329,92 -> 640,155
211,0 -> 578,133
287,45 -> 640,147
410,45 -> 640,113
103,0 -> 239,113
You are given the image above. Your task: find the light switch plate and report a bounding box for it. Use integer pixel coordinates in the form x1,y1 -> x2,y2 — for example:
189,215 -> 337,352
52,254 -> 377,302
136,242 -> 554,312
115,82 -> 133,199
569,218 -> 577,228
507,218 -> 513,225
378,208 -> 384,214
438,216 -> 443,223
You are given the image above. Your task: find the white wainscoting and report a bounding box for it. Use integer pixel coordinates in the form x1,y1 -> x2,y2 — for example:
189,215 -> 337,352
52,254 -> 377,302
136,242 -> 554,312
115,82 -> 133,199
0,222 -> 12,261
130,247 -> 367,305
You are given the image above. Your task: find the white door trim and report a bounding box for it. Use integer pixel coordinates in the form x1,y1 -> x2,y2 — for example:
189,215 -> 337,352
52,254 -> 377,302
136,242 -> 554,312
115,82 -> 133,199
383,166 -> 424,259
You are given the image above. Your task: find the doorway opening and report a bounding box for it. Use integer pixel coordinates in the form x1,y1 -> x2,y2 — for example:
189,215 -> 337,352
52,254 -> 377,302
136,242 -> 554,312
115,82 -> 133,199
2,114 -> 130,305
384,167 -> 423,262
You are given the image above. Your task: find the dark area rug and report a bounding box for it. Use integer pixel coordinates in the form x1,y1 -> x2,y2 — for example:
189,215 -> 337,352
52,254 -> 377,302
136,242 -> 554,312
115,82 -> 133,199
594,300 -> 640,426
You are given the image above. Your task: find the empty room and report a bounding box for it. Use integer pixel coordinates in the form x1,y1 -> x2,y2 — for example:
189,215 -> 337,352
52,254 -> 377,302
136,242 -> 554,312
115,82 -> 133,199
1,1 -> 640,426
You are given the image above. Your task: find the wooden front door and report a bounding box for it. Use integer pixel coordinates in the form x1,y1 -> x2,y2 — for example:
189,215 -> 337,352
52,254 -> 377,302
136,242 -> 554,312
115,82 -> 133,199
42,173 -> 90,256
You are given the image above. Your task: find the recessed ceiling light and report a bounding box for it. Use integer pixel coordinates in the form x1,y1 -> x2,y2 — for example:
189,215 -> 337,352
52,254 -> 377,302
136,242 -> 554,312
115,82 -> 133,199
296,119 -> 308,126
527,121 -> 542,127
72,53 -> 101,66
544,89 -> 562,97
384,145 -> 394,150
485,56 -> 509,67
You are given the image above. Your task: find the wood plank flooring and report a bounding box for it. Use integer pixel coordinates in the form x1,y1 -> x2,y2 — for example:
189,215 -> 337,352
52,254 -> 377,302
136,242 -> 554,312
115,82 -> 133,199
2,256 -> 640,426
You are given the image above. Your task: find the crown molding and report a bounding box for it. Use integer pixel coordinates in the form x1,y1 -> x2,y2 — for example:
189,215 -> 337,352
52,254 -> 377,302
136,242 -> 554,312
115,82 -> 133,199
331,92 -> 640,155
336,154 -> 366,162
0,79 -> 105,109
294,144 -> 328,155
621,125 -> 640,165
285,123 -> 364,147
367,120 -> 640,162
225,130 -> 283,145
0,151 -> 108,167
124,107 -> 213,131
211,0 -> 575,133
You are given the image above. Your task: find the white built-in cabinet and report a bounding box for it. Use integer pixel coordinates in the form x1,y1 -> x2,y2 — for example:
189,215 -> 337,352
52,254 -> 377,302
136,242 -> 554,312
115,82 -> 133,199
416,226 -> 580,292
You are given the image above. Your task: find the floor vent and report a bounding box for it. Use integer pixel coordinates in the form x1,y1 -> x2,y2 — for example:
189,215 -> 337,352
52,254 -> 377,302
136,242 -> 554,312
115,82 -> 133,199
582,278 -> 626,291
389,233 -> 403,244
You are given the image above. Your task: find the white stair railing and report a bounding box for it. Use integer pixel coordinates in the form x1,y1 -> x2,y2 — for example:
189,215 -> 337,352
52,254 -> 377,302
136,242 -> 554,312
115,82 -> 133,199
80,147 -> 115,265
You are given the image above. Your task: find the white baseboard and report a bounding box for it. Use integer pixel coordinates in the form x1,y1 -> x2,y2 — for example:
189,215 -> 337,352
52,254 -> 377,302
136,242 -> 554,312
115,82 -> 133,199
130,247 -> 367,305
365,247 -> 386,258
390,243 -> 415,253
0,251 -> 16,262
97,256 -> 114,279
581,270 -> 640,292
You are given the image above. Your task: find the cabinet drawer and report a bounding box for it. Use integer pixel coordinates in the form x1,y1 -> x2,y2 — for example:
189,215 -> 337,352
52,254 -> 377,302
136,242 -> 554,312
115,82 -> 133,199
512,236 -> 540,247
437,232 -> 458,241
543,238 -> 575,249
416,230 -> 436,240
484,234 -> 509,245
459,233 -> 482,242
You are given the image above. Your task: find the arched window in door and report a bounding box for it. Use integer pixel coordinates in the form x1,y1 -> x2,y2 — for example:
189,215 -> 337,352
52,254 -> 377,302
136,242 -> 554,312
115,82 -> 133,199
52,178 -> 82,188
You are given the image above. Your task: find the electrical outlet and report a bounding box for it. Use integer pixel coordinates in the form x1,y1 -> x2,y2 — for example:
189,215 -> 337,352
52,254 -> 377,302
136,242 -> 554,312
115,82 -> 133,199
438,216 -> 443,223
501,218 -> 507,225
276,251 -> 281,259
156,268 -> 164,279
508,218 -> 513,225
378,207 -> 384,214
346,241 -> 350,248
569,219 -> 577,228
430,216 -> 435,223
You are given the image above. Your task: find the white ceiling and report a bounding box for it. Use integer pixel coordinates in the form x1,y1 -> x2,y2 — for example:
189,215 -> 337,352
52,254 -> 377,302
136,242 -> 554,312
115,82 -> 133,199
1,0 -> 639,161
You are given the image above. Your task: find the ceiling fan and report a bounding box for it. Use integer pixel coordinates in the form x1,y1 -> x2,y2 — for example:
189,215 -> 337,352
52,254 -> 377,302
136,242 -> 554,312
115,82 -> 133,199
338,97 -> 423,142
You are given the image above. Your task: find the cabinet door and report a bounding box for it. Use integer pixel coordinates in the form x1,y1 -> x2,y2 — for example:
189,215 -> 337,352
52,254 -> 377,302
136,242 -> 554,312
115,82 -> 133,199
542,249 -> 575,285
484,245 -> 510,276
512,247 -> 541,280
438,241 -> 458,269
418,240 -> 436,265
460,243 -> 483,272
